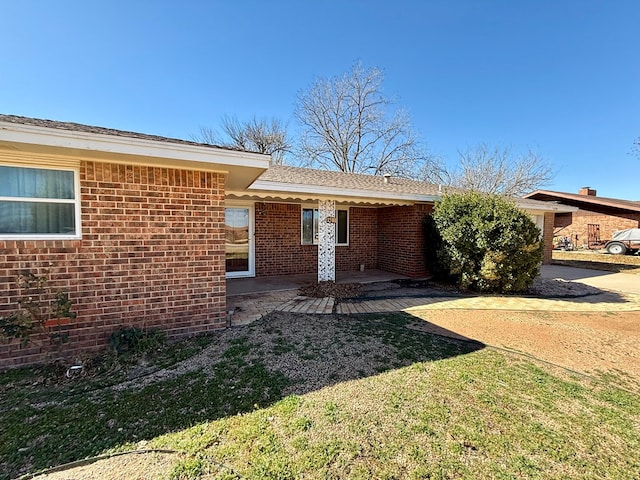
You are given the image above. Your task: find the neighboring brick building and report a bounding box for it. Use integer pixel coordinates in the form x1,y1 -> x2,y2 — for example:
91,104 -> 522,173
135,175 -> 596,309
524,188 -> 640,249
1,114 -> 569,367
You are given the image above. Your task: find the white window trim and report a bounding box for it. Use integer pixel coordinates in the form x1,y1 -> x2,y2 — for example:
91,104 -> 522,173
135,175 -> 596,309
301,205 -> 349,246
0,164 -> 82,240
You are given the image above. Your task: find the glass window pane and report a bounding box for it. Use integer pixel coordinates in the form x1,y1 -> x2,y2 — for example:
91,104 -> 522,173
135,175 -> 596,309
302,208 -> 313,244
0,201 -> 76,234
225,207 -> 249,272
337,210 -> 348,244
0,166 -> 75,199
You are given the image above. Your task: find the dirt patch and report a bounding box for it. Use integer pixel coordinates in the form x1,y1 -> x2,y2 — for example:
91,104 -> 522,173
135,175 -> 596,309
30,450 -> 180,479
299,281 -> 361,299
526,276 -> 604,297
299,274 -> 608,301
366,277 -> 604,299
407,309 -> 640,388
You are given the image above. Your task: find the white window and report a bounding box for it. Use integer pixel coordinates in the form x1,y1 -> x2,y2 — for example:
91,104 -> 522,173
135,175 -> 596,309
302,207 -> 348,245
0,165 -> 80,239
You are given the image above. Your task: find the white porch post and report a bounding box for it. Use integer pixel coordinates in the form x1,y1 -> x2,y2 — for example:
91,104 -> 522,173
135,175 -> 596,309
317,199 -> 336,282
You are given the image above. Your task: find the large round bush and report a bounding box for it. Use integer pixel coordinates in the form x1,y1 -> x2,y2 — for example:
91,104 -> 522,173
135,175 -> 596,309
430,192 -> 543,293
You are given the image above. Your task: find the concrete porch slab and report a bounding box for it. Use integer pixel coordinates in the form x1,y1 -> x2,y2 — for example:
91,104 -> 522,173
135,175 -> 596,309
226,269 -> 410,296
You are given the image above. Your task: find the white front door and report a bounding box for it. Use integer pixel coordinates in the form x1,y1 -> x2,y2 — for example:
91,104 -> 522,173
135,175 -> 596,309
225,204 -> 255,278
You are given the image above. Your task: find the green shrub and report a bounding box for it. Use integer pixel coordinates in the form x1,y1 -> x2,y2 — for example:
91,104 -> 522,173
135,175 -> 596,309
109,327 -> 166,356
431,192 -> 543,293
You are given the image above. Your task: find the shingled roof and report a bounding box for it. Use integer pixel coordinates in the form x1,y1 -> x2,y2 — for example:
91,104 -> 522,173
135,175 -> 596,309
0,113 -> 247,153
255,165 -> 452,196
246,165 -> 571,212
524,189 -> 640,213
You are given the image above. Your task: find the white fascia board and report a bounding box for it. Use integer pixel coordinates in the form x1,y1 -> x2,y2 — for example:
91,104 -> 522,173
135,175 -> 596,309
0,121 -> 270,169
248,179 -> 441,204
515,200 -> 578,213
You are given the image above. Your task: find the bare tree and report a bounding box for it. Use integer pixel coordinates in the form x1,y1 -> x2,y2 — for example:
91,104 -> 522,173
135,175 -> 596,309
447,144 -> 554,196
194,116 -> 291,165
294,62 -> 434,177
417,152 -> 451,186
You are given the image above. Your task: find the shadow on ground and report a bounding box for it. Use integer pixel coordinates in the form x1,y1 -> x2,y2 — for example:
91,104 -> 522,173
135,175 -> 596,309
355,278 -> 633,304
0,312 -> 483,479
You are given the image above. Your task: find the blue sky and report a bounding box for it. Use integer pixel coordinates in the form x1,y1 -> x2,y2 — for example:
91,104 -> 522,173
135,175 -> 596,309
2,1 -> 638,199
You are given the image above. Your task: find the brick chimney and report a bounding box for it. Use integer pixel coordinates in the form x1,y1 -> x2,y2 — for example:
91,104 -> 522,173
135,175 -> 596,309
578,187 -> 597,196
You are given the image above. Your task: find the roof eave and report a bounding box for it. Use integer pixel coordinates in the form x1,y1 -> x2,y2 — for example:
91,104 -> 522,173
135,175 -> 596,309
0,120 -> 270,191
515,200 -> 578,213
524,190 -> 640,213
0,120 -> 269,167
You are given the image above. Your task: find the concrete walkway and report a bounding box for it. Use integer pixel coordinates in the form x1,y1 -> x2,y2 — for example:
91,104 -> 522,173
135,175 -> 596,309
337,291 -> 640,315
540,264 -> 640,295
227,266 -> 640,326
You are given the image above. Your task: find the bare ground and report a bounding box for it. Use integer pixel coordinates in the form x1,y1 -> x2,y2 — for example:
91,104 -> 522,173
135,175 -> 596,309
407,309 -> 640,388
32,451 -> 180,480
363,277 -> 640,387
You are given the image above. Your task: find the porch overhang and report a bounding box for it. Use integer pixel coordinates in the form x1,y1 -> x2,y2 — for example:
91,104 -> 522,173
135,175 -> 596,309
228,180 -> 441,207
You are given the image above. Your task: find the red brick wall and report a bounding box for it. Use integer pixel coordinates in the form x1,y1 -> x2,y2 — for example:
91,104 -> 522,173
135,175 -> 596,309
0,161 -> 227,368
336,207 -> 378,272
554,209 -> 640,248
542,212 -> 555,264
254,203 -> 379,276
255,202 -> 433,279
254,202 -> 317,276
377,204 -> 432,278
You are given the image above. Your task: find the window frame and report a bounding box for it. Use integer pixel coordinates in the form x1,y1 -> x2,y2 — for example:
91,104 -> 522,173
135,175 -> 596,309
301,205 -> 349,246
0,164 -> 82,240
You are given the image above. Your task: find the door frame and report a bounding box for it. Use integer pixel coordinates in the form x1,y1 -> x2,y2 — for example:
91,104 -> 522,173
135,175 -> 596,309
225,201 -> 255,278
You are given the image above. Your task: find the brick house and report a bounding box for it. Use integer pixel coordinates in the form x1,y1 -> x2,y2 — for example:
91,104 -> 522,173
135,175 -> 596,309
0,114 -> 567,367
524,188 -> 640,249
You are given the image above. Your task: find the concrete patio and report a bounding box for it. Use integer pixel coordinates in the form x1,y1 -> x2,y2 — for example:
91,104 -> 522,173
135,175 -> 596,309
226,269 -> 410,325
225,266 -> 640,326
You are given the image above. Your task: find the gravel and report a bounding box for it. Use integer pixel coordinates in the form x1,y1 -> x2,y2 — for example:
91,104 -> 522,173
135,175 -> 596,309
115,276 -> 602,394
